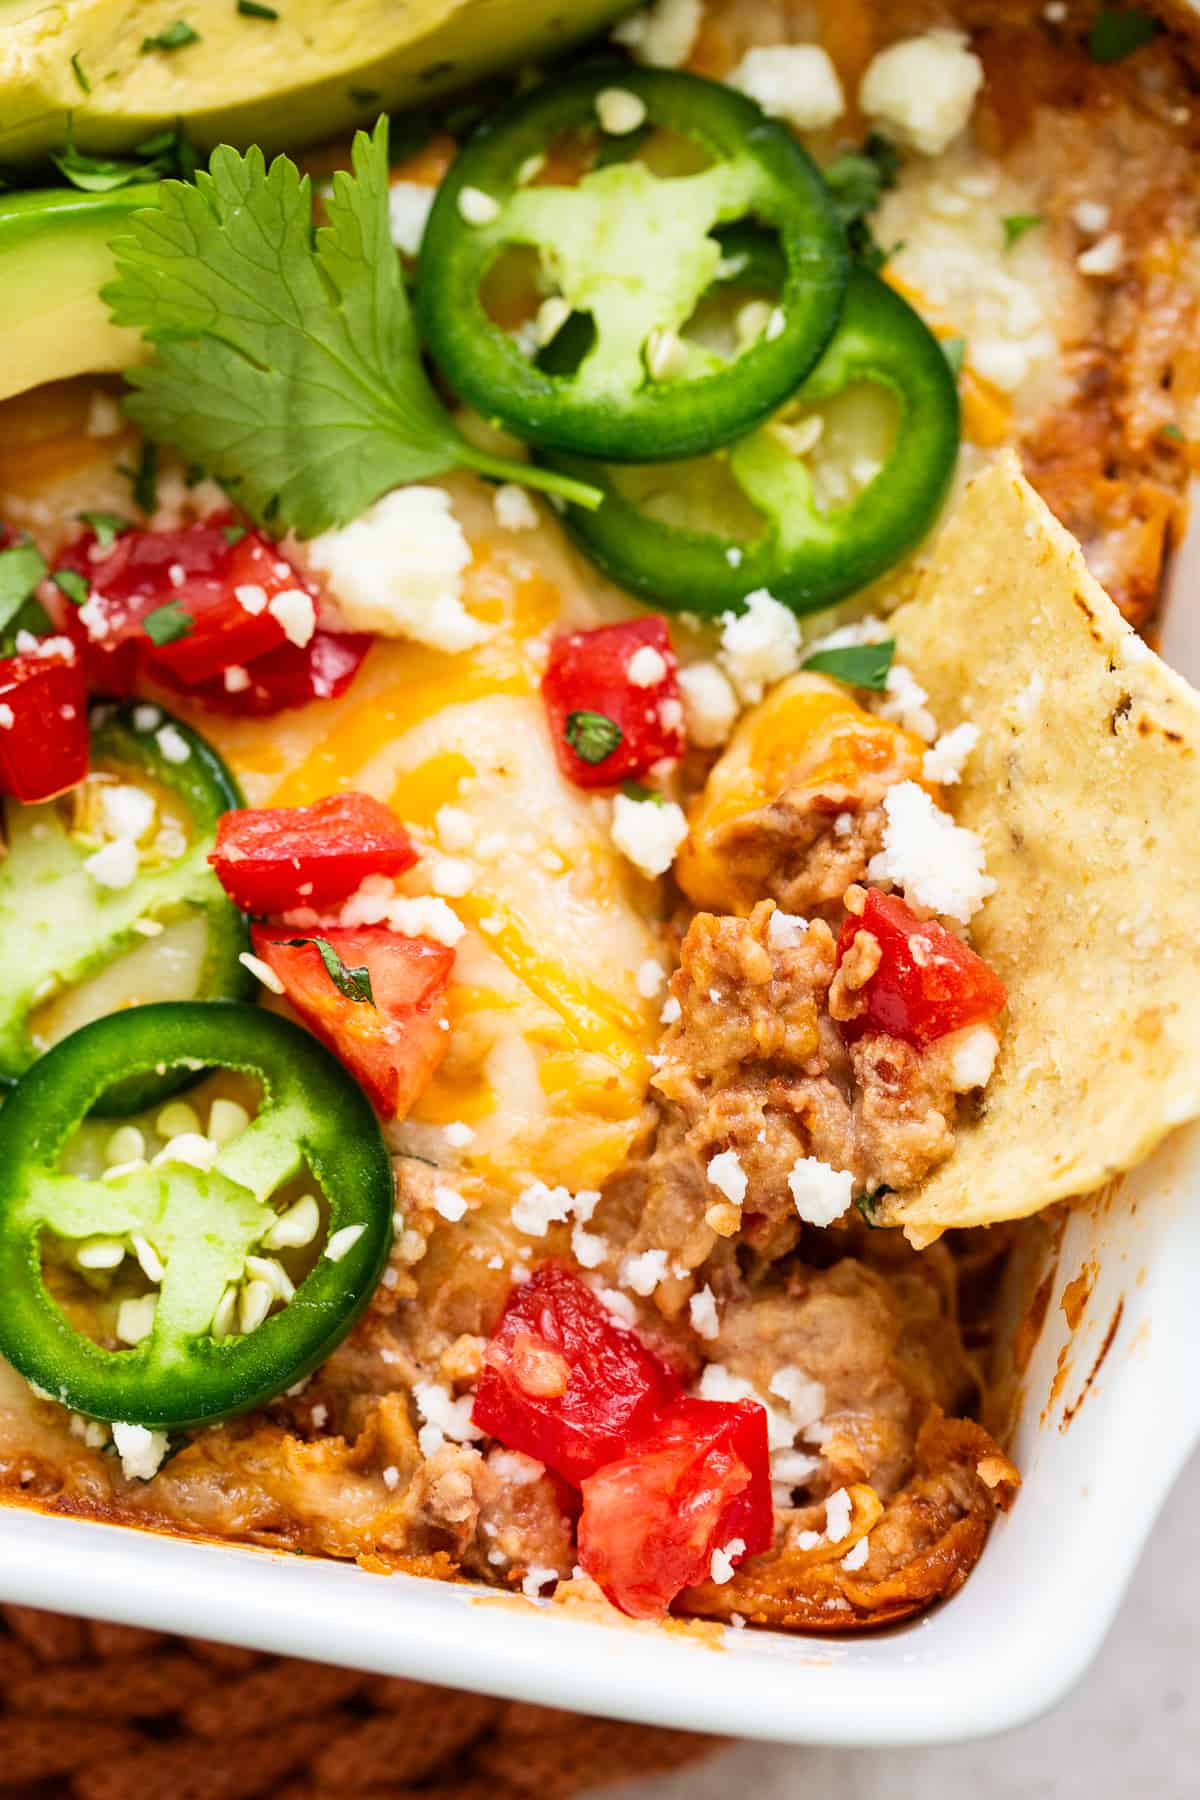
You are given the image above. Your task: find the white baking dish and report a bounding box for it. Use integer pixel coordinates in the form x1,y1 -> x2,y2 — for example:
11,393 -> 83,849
0,507 -> 1193,1748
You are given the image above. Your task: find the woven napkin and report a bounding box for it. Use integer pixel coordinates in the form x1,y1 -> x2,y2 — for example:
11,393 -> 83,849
0,1604 -> 722,1799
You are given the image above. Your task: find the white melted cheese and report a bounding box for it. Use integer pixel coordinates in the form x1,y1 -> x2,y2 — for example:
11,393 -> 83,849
876,142 -> 1085,424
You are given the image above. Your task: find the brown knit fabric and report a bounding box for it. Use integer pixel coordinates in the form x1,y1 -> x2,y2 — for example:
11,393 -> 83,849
0,1606 -> 722,1799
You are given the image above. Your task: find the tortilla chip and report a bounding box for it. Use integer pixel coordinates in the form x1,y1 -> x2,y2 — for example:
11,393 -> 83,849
881,453 -> 1200,1244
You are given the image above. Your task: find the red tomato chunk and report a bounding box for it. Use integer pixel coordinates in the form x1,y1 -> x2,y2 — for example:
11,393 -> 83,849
252,924 -> 454,1119
472,1263 -> 682,1486
55,521 -> 369,715
837,889 -> 1007,1048
542,616 -> 684,789
155,628 -> 371,717
0,648 -> 89,803
211,793 -> 418,914
578,1398 -> 773,1620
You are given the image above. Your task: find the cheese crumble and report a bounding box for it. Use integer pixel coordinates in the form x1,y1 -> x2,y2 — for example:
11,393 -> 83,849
867,781 -> 995,922
706,1149 -> 748,1206
860,30 -> 983,157
611,793 -> 688,878
730,46 -> 844,132
112,1421 -> 170,1482
388,181 -> 436,256
923,721 -> 979,785
787,1157 -> 853,1228
612,0 -> 700,67
307,487 -> 489,654
718,589 -> 801,703
678,661 -> 739,747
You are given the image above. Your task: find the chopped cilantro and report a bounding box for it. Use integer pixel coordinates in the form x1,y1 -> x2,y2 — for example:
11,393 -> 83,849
128,442 -> 159,515
78,509 -> 131,550
1002,212 -> 1042,249
142,600 -> 193,645
52,569 -> 90,607
281,937 -> 374,1005
854,1190 -> 889,1229
0,545 -> 48,633
221,524 -> 248,546
0,599 -> 52,653
52,117 -> 197,193
942,336 -> 966,377
822,134 -> 901,269
621,779 -> 665,805
237,0 -> 279,14
1088,6 -> 1161,61
140,19 -> 201,52
565,709 -> 622,765
802,638 -> 895,692
102,119 -> 600,536
70,52 -> 91,94
1160,422 -> 1185,444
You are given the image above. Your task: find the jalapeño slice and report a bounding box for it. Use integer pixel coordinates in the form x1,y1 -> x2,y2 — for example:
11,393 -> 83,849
0,702 -> 254,1114
416,67 -> 847,462
543,258 -> 960,615
0,1002 -> 393,1430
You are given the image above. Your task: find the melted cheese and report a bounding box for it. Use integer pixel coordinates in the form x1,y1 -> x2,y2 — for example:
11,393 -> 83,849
676,672 -> 930,914
189,478 -> 662,1195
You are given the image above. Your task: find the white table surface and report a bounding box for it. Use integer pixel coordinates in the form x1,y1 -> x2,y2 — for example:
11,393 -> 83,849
612,1447 -> 1200,1799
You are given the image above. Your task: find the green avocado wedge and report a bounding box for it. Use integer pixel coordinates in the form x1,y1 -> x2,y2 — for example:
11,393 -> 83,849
0,0 -> 636,165
0,184 -> 160,401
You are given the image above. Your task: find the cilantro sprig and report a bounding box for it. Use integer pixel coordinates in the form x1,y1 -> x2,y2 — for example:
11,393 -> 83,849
103,119 -> 601,537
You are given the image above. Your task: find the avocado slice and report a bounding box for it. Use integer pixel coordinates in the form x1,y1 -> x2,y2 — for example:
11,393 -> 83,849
0,0 -> 637,163
0,185 -> 160,400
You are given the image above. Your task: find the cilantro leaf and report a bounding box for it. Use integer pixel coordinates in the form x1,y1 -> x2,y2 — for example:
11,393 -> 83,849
78,509 -> 131,549
142,600 -> 193,645
854,1189 -> 889,1229
802,639 -> 895,692
1002,212 -> 1042,249
103,119 -> 601,537
141,19 -> 200,52
221,524 -> 248,546
237,0 -> 279,14
0,545 -> 47,633
621,779 -> 664,804
282,937 -> 375,1005
127,442 -> 159,515
53,569 -> 90,606
1088,6 -> 1160,61
565,710 -> 622,765
0,599 -> 52,653
51,116 -> 191,194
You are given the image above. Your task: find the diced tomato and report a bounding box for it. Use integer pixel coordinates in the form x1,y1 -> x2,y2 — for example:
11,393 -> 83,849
252,924 -> 454,1119
56,521 -> 311,689
836,888 -> 1007,1048
0,646 -> 89,803
153,627 -> 372,716
542,616 -> 685,789
211,793 -> 418,914
472,1263 -> 682,1486
577,1398 -> 773,1620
